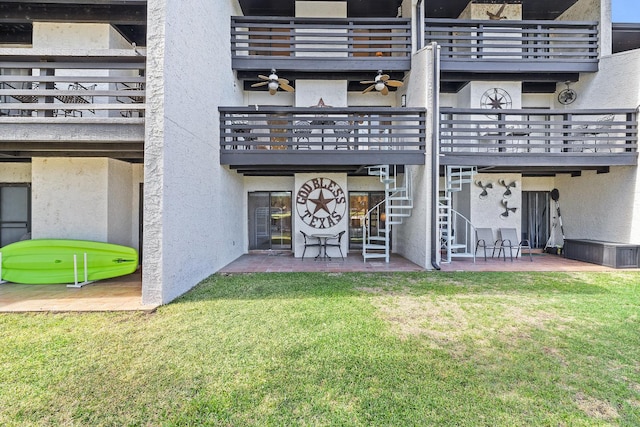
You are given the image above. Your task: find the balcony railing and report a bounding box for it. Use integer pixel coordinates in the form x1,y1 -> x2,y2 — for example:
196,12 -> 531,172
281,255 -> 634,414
440,108 -> 638,167
220,106 -> 426,168
0,49 -> 146,119
425,19 -> 599,74
231,16 -> 411,72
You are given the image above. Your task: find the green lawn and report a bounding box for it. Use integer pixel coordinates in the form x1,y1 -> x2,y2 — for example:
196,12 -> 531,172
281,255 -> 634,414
2,271 -> 640,426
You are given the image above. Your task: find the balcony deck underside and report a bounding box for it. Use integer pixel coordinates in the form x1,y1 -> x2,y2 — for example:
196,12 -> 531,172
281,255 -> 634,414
0,119 -> 144,161
232,57 -> 411,74
442,152 -> 637,175
222,150 -> 424,175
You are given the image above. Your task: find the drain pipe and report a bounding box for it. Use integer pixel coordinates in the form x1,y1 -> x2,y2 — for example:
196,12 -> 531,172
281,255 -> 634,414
430,42 -> 441,270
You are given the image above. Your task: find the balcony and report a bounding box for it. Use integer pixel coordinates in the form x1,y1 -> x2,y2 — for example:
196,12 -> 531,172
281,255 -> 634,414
425,19 -> 599,77
231,16 -> 411,78
220,106 -> 426,174
440,108 -> 638,172
0,49 -> 145,162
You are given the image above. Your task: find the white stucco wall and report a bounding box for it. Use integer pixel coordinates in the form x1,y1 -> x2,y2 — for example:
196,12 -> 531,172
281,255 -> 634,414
392,46 -> 431,269
31,158 -> 134,247
559,0 -> 610,57
33,23 -> 115,49
143,0 -> 245,305
555,167 -> 640,244
471,172 -> 522,242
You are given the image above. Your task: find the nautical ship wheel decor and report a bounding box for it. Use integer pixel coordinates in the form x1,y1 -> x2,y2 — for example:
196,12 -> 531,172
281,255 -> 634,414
480,87 -> 512,118
558,82 -> 577,105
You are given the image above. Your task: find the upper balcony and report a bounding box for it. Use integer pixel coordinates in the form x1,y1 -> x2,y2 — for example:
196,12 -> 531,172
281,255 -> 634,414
220,106 -> 426,174
425,18 -> 599,79
0,48 -> 145,162
231,16 -> 412,79
440,108 -> 638,174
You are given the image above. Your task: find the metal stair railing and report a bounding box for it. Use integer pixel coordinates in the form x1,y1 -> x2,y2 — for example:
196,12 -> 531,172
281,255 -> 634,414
363,165 -> 414,263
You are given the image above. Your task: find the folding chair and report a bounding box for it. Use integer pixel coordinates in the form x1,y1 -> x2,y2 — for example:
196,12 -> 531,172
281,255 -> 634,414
498,228 -> 533,261
475,228 -> 501,261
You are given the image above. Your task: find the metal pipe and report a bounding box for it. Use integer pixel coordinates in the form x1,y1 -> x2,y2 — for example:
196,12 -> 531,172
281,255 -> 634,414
431,42 -> 441,270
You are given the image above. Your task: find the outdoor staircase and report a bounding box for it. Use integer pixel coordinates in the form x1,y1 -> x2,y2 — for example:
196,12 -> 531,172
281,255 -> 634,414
439,166 -> 477,263
362,165 -> 413,263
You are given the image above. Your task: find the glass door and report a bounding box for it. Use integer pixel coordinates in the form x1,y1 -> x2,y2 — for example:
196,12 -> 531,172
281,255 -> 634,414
248,191 -> 292,250
349,192 -> 384,250
0,184 -> 31,246
522,191 -> 550,248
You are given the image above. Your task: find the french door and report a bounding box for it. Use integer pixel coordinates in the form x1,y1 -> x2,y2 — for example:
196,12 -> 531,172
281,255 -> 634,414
248,191 -> 292,250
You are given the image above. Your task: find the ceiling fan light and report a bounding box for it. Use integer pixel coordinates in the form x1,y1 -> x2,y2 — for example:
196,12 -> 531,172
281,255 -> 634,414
268,81 -> 279,91
374,82 -> 385,92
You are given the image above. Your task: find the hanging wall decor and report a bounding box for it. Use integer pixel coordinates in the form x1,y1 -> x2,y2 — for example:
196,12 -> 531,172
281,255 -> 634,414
475,180 -> 493,199
500,199 -> 517,218
498,179 -> 517,198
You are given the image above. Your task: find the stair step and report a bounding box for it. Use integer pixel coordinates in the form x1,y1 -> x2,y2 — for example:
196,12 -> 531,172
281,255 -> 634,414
364,244 -> 386,250
449,243 -> 467,250
369,236 -> 386,241
363,253 -> 387,259
389,213 -> 411,218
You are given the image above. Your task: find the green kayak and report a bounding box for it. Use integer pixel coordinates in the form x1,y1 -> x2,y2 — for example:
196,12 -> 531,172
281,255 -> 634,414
0,239 -> 138,284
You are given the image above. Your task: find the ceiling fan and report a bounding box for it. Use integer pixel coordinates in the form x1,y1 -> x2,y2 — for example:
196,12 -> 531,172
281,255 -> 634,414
360,70 -> 403,96
251,69 -> 294,95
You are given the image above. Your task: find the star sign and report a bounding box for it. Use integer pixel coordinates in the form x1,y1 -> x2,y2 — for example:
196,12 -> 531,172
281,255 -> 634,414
488,94 -> 505,109
308,190 -> 334,215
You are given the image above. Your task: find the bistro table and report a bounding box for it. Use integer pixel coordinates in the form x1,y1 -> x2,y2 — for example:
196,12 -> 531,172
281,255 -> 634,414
312,233 -> 337,260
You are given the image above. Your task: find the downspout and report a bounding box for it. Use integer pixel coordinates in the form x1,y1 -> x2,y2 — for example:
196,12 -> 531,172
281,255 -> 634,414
430,42 -> 441,270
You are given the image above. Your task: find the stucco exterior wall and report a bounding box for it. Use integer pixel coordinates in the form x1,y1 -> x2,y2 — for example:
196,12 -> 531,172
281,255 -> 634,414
143,0 -> 245,305
392,46 -> 431,269
555,167 -> 640,244
559,0 -> 610,57
33,23 -> 115,49
30,158 -> 135,247
471,173 -> 522,241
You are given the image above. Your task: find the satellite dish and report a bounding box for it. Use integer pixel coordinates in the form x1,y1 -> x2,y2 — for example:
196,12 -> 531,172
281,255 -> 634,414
550,188 -> 560,201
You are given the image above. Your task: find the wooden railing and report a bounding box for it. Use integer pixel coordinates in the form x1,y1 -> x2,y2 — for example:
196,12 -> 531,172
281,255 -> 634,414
231,16 -> 411,71
220,106 -> 426,167
425,19 -> 599,73
0,49 -> 146,119
440,108 -> 638,158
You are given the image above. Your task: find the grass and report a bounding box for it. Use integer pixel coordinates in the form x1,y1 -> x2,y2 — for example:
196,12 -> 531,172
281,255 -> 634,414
1,271 -> 640,426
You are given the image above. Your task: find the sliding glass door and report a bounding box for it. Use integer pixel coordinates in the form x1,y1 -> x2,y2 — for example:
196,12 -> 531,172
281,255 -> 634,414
0,184 -> 31,246
248,191 -> 292,250
348,191 -> 384,250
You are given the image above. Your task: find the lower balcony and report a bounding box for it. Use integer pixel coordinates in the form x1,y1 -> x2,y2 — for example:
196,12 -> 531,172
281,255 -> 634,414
440,108 -> 638,173
220,107 -> 427,174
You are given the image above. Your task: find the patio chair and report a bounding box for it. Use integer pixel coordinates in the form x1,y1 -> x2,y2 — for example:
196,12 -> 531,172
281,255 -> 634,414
498,228 -> 532,261
293,120 -> 312,149
475,228 -> 501,261
325,230 -> 345,260
300,230 -> 321,260
333,120 -> 353,150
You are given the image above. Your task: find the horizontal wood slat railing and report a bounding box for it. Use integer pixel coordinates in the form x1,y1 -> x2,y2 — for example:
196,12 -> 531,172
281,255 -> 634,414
220,106 -> 426,152
0,50 -> 146,119
425,19 -> 599,71
440,108 -> 638,156
231,16 -> 411,63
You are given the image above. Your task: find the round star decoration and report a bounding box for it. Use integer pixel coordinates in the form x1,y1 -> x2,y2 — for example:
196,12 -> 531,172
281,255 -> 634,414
296,178 -> 347,229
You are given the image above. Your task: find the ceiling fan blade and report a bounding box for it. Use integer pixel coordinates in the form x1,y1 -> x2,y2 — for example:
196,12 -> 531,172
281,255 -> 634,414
379,74 -> 390,81
257,75 -> 270,80
362,84 -> 375,94
381,86 -> 389,96
360,80 -> 375,84
386,80 -> 404,87
277,78 -> 290,85
269,88 -> 277,96
251,81 -> 269,87
280,82 -> 295,92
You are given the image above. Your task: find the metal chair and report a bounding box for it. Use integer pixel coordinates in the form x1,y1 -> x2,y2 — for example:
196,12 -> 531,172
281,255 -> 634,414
498,228 -> 532,261
475,228 -> 501,261
325,230 -> 345,260
293,120 -> 313,149
300,230 -> 321,260
333,120 -> 353,150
